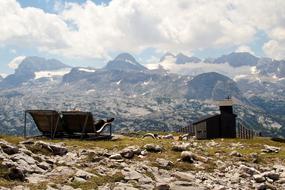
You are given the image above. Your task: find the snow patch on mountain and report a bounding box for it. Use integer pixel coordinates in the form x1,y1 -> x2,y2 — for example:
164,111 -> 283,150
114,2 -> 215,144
8,56 -> 26,69
78,68 -> 96,73
116,80 -> 121,85
34,68 -> 71,79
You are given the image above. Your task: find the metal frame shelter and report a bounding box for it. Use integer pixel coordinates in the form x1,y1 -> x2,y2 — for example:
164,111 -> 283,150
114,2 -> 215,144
24,110 -> 113,139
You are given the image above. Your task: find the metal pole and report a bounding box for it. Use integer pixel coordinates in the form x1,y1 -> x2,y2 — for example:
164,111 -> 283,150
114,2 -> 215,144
24,111 -> 27,138
110,124 -> 112,136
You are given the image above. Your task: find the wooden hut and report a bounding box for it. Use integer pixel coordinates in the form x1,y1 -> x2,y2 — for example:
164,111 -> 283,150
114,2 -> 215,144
193,99 -> 237,139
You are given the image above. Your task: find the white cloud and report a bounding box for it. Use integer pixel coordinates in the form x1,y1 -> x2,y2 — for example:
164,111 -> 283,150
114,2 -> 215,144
263,27 -> 285,59
146,56 -> 253,79
8,56 -> 26,69
236,45 -> 255,55
0,0 -> 285,60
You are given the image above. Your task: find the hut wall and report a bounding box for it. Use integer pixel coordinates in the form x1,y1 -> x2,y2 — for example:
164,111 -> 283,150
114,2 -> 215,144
195,121 -> 207,139
205,115 -> 220,139
220,113 -> 236,138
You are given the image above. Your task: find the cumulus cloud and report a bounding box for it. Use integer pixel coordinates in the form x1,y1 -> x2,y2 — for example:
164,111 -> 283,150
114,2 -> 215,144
8,56 -> 26,69
263,27 -> 285,59
0,0 -> 285,60
146,56 -> 253,79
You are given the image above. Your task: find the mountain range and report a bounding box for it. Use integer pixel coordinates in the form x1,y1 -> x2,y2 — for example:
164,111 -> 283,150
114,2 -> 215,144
0,52 -> 284,137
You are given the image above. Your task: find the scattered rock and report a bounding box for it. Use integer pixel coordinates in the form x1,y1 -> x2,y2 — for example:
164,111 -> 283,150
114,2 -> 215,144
256,182 -> 277,190
178,134 -> 190,141
71,176 -> 87,183
180,151 -> 194,163
75,169 -> 96,180
120,148 -> 135,159
229,151 -> 242,157
262,171 -> 280,181
34,141 -> 68,156
155,183 -> 170,190
8,168 -> 25,181
0,141 -> 19,155
156,158 -> 173,169
143,133 -> 158,139
109,154 -> 123,160
172,171 -> 195,181
172,143 -> 190,152
143,144 -> 162,152
122,169 -> 144,181
262,145 -> 280,153
239,165 -> 260,177
254,174 -> 266,183
161,134 -> 174,140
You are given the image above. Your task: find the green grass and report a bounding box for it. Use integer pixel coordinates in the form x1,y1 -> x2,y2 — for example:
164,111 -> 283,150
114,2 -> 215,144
70,172 -> 124,190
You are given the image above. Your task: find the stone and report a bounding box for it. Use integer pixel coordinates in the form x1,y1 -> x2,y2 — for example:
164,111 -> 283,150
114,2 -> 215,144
170,181 -> 199,190
172,143 -> 190,152
253,174 -> 266,183
37,161 -> 50,170
8,167 -> 25,181
72,177 -> 87,183
256,183 -> 277,190
109,154 -> 123,160
172,171 -> 195,181
140,150 -> 148,156
0,141 -> 19,155
20,139 -> 34,145
11,185 -> 30,190
113,182 -> 138,190
59,185 -> 81,190
156,158 -> 173,169
34,141 -> 68,156
229,151 -> 242,157
75,169 -> 96,180
143,133 -> 158,139
239,165 -> 260,176
261,171 -> 279,181
161,134 -> 174,140
262,145 -> 280,153
122,168 -> 144,180
26,174 -> 46,183
49,166 -> 75,176
178,134 -> 190,141
155,183 -> 170,190
144,144 -> 162,152
180,151 -> 194,163
120,148 -> 135,159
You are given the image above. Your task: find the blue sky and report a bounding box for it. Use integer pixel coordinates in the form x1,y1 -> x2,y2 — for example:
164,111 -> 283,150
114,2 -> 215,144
0,0 -> 284,75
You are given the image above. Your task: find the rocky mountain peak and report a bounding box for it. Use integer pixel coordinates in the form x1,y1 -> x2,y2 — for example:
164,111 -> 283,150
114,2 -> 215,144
105,53 -> 147,71
159,52 -> 175,62
214,52 -> 259,67
114,53 -> 137,63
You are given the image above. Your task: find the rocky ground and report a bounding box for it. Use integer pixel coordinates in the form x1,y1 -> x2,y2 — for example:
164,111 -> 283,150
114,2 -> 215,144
0,134 -> 285,190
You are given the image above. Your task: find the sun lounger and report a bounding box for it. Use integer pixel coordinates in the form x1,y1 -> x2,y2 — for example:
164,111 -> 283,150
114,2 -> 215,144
61,111 -> 113,138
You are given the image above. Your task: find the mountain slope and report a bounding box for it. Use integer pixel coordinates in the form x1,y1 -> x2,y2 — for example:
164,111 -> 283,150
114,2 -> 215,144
0,57 -> 70,88
160,52 -> 201,64
104,53 -> 147,71
187,72 -> 244,101
214,52 -> 259,67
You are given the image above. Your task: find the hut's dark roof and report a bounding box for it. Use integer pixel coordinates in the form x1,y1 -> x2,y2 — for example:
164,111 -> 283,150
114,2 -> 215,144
193,114 -> 220,125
